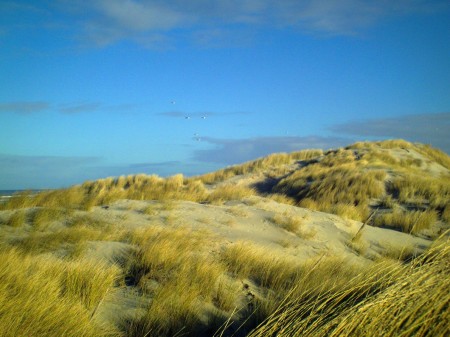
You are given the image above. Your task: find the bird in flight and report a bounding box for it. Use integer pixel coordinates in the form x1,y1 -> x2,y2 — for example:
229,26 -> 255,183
185,116 -> 191,120
171,101 -> 176,104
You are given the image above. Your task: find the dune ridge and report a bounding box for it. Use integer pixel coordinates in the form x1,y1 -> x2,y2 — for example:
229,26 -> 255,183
0,139 -> 448,337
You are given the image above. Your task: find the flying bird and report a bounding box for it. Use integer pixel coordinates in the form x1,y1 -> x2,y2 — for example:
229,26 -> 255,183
185,116 -> 191,120
171,101 -> 176,104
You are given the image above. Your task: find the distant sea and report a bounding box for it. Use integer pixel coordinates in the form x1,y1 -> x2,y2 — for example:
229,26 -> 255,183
0,190 -> 22,197
0,189 -> 46,196
0,190 -> 47,201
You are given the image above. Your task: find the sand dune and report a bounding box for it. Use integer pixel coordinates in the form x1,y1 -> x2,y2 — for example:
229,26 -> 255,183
0,139 -> 448,337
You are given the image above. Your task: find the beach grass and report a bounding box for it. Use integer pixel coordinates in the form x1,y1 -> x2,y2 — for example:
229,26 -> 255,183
0,247 -> 120,337
248,239 -> 450,337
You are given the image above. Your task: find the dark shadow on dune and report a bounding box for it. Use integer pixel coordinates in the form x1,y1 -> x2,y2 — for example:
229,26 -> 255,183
251,159 -> 320,198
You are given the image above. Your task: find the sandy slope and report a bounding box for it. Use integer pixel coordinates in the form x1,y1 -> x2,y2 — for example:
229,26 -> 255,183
85,197 -> 429,265
80,196 -> 431,327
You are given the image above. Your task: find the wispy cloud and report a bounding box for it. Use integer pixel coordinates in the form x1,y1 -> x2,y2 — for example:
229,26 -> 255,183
0,154 -> 100,167
158,111 -> 186,118
329,112 -> 450,153
273,0 -> 434,35
127,161 -> 181,170
158,111 -> 250,119
158,111 -> 217,118
0,101 -> 134,114
0,101 -> 50,114
193,135 -> 351,165
49,0 -> 449,48
58,102 -> 102,114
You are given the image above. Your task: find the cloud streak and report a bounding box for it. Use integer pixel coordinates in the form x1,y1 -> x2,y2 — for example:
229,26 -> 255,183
0,101 -> 134,114
193,135 -> 351,165
329,112 -> 450,153
54,0 -> 448,48
0,101 -> 50,114
58,102 -> 102,114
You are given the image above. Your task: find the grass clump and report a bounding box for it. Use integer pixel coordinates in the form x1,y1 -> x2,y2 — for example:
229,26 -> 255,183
271,213 -> 304,233
222,242 -> 373,333
373,209 -> 438,234
1,174 -> 209,211
4,210 -> 27,227
0,247 -> 120,337
31,207 -> 73,230
125,227 -> 229,336
376,139 -> 415,149
249,240 -> 450,337
197,150 -> 323,184
416,143 -> 450,169
11,226 -> 107,256
442,204 -> 450,223
0,190 -> 36,210
391,175 -> 450,207
60,258 -> 121,310
223,241 -> 301,291
275,160 -> 385,221
207,184 -> 255,205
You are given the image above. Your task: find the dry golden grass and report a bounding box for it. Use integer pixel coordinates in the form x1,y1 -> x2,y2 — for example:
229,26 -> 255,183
1,174 -> 209,211
223,241 -> 302,291
379,242 -> 418,261
4,209 -> 27,227
276,161 -> 384,216
347,141 -> 377,150
271,213 -> 304,233
442,204 -> 450,223
0,139 -> 449,336
373,209 -> 438,234
376,139 -> 415,149
249,239 -> 450,337
0,247 -> 120,337
391,174 -> 450,208
12,225 -> 106,256
0,190 -> 36,210
124,226 -> 230,336
266,140 -> 449,231
268,194 -> 296,205
378,194 -> 395,209
207,185 -> 255,205
360,150 -> 400,166
226,206 -> 250,218
31,207 -> 73,230
197,150 -> 323,184
5,211 -> 121,257
221,241 -> 375,334
329,203 -> 370,222
416,143 -> 450,169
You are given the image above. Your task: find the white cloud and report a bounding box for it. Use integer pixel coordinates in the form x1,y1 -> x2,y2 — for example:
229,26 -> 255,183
56,0 -> 449,47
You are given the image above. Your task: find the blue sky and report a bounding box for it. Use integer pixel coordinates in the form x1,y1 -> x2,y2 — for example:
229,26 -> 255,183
1,0 -> 449,189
